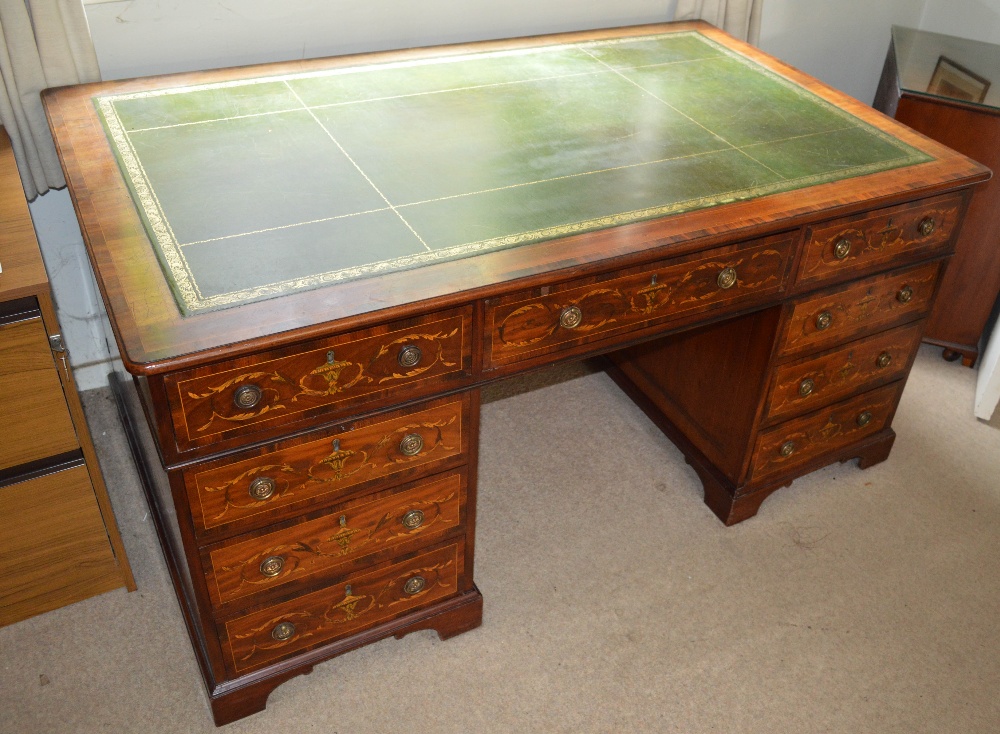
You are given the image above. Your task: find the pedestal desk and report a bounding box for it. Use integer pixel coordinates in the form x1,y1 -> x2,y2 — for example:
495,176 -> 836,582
44,22 -> 988,725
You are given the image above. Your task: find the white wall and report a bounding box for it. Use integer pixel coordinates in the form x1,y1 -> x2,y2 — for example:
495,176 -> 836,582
758,0 -> 926,104
919,0 -> 1000,43
87,0 -> 677,80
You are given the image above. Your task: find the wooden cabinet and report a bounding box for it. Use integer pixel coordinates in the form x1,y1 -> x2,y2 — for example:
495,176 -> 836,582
43,22 -> 987,727
0,130 -> 134,627
875,26 -> 1000,367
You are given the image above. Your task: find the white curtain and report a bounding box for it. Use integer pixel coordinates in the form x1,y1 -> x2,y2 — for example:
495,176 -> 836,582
674,0 -> 764,45
0,0 -> 100,200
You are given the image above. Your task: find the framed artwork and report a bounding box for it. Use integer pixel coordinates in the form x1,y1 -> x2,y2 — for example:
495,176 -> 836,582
928,55 -> 991,103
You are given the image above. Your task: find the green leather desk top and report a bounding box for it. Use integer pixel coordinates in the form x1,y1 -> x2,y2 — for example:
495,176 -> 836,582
95,31 -> 929,315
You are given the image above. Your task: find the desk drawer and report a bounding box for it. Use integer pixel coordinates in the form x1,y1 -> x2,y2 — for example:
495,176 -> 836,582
795,193 -> 961,290
778,261 -> 940,358
485,235 -> 794,368
221,541 -> 462,675
204,472 -> 464,608
750,382 -> 903,484
763,322 -> 923,425
165,308 -> 471,452
186,396 -> 468,534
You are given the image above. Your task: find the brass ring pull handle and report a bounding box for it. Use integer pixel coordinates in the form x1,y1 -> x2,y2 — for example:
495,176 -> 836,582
399,433 -> 424,457
403,576 -> 426,595
248,476 -> 277,501
559,305 -> 583,329
876,352 -> 892,369
897,286 -> 913,304
717,267 -> 738,290
833,238 -> 851,260
233,384 -> 263,410
271,622 -> 296,641
918,217 -> 936,236
779,441 -> 796,457
397,344 -> 422,368
401,509 -> 425,530
857,411 -> 873,427
816,311 -> 833,331
259,556 -> 285,578
799,378 -> 815,397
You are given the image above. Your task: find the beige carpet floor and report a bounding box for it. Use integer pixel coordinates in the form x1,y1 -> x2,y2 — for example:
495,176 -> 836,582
1,345 -> 998,733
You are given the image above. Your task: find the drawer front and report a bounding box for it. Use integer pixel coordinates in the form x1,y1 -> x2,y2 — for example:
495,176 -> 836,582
165,308 -> 470,451
764,322 -> 923,425
0,317 -> 79,471
778,261 -> 940,357
796,193 -> 961,290
204,472 -> 464,608
188,397 -> 467,533
750,382 -> 903,484
485,235 -> 794,368
222,541 -> 462,675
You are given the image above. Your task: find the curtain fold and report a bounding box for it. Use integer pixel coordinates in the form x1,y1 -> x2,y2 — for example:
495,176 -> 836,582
674,0 -> 764,45
0,0 -> 99,199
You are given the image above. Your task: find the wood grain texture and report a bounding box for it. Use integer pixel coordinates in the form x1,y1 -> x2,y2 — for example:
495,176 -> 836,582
187,396 -> 469,535
0,317 -> 80,470
778,261 -> 942,357
750,382 -> 903,483
893,96 -> 1000,365
204,472 -> 464,608
794,191 -> 962,291
165,308 -> 471,456
486,235 -> 793,368
763,321 -> 923,425
221,541 -> 462,675
0,466 -> 122,626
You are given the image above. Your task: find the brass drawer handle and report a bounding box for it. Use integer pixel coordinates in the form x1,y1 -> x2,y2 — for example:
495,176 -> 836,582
918,217 -> 936,236
857,411 -> 873,427
259,556 -> 285,578
897,286 -> 913,304
403,576 -> 426,595
779,441 -> 796,457
397,344 -> 422,368
271,622 -> 296,641
248,476 -> 277,501
559,305 -> 583,329
717,266 -> 738,290
876,352 -> 892,369
401,509 -> 425,530
833,238 -> 851,260
233,384 -> 263,410
799,378 -> 815,397
399,433 -> 424,457
816,311 -> 833,330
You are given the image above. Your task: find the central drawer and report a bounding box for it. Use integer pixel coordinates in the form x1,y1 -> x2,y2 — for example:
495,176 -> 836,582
484,234 -> 794,369
184,395 -> 470,536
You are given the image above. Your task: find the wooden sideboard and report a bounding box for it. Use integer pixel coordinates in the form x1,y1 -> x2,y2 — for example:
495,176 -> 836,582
875,26 -> 1000,367
43,22 -> 988,725
0,129 -> 135,626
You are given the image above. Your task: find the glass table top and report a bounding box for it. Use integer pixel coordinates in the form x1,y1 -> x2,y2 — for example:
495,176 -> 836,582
95,31 -> 930,315
892,25 -> 1000,110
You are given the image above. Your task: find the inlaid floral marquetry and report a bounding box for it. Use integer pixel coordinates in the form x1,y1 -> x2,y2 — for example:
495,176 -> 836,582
189,399 -> 465,531
797,192 -> 961,288
223,543 -> 460,674
486,237 -> 794,366
169,312 -> 468,446
205,473 -> 464,606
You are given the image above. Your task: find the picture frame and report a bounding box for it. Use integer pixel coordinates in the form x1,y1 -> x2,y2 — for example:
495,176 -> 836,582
928,55 -> 991,103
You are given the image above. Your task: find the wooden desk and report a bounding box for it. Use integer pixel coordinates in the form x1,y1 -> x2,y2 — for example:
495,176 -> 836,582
44,22 -> 987,725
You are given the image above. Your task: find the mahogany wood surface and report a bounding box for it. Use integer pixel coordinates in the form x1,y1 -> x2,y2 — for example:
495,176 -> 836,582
893,96 -> 1000,366
49,23 -> 992,726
